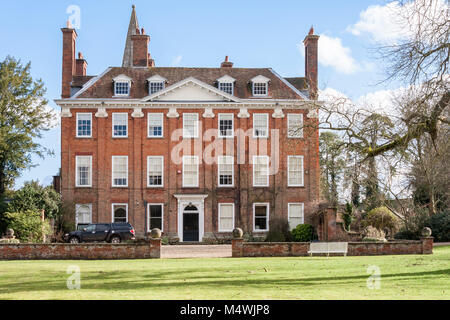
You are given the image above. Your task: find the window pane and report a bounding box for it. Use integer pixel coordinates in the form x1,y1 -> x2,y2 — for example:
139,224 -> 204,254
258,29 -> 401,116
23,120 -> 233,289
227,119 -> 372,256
254,205 -> 268,230
219,114 -> 234,137
149,205 -> 163,230
254,157 -> 269,186
76,204 -> 92,224
113,114 -> 128,137
183,157 -> 198,187
254,114 -> 268,137
148,114 -> 163,137
289,204 -> 304,230
113,157 -> 128,186
183,114 -> 199,138
149,82 -> 164,94
219,82 -> 233,95
219,156 -> 233,186
288,114 -> 304,138
77,156 -> 91,186
115,82 -> 129,95
113,205 -> 127,223
77,114 -> 91,137
253,83 -> 267,96
148,157 -> 163,186
288,157 -> 304,186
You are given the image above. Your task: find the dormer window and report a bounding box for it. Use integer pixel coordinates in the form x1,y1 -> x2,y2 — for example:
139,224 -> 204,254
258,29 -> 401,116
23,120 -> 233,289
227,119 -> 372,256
147,75 -> 167,95
113,74 -> 132,97
217,75 -> 236,96
251,75 -> 270,97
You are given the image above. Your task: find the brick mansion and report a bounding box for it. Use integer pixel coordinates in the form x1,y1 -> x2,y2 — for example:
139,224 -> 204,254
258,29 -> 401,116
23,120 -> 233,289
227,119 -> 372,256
55,6 -> 322,242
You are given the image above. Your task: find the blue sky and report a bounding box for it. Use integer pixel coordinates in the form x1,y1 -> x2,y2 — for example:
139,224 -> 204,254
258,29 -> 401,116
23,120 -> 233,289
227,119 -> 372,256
0,0 -> 405,189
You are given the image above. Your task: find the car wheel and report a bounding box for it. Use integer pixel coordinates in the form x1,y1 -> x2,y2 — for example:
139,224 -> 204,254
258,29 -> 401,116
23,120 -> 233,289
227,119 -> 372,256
110,236 -> 121,244
69,237 -> 80,244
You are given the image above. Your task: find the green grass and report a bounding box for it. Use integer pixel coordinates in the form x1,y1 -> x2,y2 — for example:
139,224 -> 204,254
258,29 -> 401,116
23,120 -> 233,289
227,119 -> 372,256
0,246 -> 449,300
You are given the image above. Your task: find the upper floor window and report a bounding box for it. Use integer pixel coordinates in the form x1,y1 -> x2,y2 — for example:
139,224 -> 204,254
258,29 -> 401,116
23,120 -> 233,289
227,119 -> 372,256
148,156 -> 164,187
112,156 -> 128,187
113,74 -> 132,97
76,156 -> 92,187
218,114 -> 234,138
253,114 -> 269,138
148,113 -> 164,138
183,113 -> 199,138
251,75 -> 270,97
288,114 -> 304,138
183,156 -> 199,188
76,113 -> 92,138
253,156 -> 270,187
217,75 -> 236,95
112,113 -> 128,138
288,156 -> 304,187
147,75 -> 167,95
218,156 -> 234,187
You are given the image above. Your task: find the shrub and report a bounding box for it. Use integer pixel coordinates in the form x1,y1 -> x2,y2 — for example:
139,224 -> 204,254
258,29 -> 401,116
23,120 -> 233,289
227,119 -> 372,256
394,229 -> 419,240
342,203 -> 354,231
4,211 -> 51,243
363,226 -> 387,242
265,217 -> 293,242
426,211 -> 450,242
291,224 -> 315,242
362,207 -> 399,235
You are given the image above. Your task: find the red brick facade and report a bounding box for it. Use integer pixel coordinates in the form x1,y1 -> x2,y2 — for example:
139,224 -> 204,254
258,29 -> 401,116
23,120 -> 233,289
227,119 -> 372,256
56,8 -> 322,241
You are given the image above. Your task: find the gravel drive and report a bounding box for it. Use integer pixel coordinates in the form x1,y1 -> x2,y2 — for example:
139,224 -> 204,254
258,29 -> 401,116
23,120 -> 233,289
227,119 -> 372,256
161,245 -> 232,259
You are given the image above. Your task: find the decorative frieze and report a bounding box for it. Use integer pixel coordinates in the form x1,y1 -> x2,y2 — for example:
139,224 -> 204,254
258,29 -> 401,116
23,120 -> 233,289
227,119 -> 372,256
272,108 -> 285,119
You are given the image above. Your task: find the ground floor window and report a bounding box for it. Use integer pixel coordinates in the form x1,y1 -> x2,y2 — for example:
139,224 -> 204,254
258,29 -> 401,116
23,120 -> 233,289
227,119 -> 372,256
253,203 -> 269,232
218,203 -> 234,232
112,204 -> 128,223
75,204 -> 92,227
148,204 -> 164,232
288,203 -> 304,230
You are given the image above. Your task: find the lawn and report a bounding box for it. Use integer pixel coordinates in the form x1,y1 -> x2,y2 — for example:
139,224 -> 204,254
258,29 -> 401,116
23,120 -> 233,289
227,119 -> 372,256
0,246 -> 449,300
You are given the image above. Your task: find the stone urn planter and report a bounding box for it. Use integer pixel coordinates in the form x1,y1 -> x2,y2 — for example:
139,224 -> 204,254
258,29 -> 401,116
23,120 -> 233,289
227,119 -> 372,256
421,227 -> 432,238
232,228 -> 244,239
150,228 -> 162,239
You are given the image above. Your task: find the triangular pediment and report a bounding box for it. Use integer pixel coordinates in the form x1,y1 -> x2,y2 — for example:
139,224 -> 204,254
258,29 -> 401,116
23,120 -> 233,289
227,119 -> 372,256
141,77 -> 241,102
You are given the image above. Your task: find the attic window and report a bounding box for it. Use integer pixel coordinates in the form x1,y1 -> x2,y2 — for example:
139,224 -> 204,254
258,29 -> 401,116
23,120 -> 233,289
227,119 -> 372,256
147,75 -> 167,95
113,74 -> 132,97
251,75 -> 270,97
217,75 -> 236,96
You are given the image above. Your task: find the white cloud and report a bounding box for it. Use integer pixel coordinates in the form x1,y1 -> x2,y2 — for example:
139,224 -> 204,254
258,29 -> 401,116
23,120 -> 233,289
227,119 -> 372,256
171,55 -> 183,67
317,35 -> 359,74
348,0 -> 448,44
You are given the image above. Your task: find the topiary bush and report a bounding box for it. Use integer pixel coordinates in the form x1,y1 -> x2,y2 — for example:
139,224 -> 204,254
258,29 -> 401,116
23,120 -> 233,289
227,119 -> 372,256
362,207 -> 399,235
291,224 -> 315,242
265,217 -> 293,242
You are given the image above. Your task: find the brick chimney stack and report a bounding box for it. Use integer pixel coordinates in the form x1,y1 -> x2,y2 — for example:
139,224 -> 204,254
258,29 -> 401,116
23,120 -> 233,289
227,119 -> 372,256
131,27 -> 150,67
61,21 -> 78,98
221,56 -> 234,68
75,52 -> 88,76
304,26 -> 320,100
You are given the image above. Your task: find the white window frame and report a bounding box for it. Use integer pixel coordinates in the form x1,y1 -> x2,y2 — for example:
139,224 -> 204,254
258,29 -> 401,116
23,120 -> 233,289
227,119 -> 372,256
288,203 -> 305,230
114,81 -> 130,96
183,113 -> 199,139
253,203 -> 270,232
148,113 -> 164,138
287,114 -> 304,138
182,156 -> 199,188
288,156 -> 305,187
218,156 -> 234,188
112,113 -> 129,138
149,81 -> 165,95
253,156 -> 270,187
112,156 -> 129,188
76,113 -> 92,138
252,82 -> 268,97
75,204 -> 92,226
147,156 -> 164,188
147,203 -> 164,232
218,203 -> 235,232
75,156 -> 92,188
112,203 -> 129,223
253,114 -> 269,138
218,82 -> 234,95
218,114 -> 234,138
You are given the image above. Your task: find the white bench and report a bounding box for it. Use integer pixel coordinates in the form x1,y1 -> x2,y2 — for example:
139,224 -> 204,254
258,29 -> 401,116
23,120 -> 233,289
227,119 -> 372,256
308,242 -> 348,257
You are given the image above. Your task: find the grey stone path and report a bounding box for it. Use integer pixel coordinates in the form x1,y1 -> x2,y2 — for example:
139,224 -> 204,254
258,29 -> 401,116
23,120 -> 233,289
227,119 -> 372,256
161,245 -> 232,259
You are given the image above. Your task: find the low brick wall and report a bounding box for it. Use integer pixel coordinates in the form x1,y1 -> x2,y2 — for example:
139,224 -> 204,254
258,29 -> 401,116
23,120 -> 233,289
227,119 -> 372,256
0,239 -> 162,260
232,238 -> 433,258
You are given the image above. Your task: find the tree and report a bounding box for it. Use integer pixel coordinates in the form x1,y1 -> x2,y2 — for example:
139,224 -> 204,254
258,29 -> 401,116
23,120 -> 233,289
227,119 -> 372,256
7,181 -> 61,219
0,56 -> 55,197
319,132 -> 346,206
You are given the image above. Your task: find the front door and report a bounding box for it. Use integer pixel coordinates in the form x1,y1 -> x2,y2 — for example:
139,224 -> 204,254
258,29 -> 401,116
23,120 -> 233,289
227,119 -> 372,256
183,206 -> 199,242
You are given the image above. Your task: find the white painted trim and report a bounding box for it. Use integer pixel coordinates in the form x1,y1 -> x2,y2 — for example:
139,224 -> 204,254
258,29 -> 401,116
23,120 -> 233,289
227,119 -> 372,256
218,155 -> 235,188
253,203 -> 270,232
175,195 -> 208,242
75,204 -> 92,226
218,203 -> 235,232
75,155 -> 92,188
287,113 -> 304,138
216,75 -> 236,83
147,113 -> 164,138
218,114 -> 235,138
147,74 -> 167,82
287,156 -> 305,187
182,156 -> 199,188
288,203 -> 305,230
112,113 -> 129,138
253,156 -> 270,187
183,113 -> 200,139
147,203 -> 164,232
252,82 -> 269,97
147,156 -> 164,188
251,75 -> 271,83
76,113 -> 93,138
112,203 -> 129,223
111,156 -> 129,188
113,80 -> 131,97
113,74 -> 133,82
253,113 -> 269,138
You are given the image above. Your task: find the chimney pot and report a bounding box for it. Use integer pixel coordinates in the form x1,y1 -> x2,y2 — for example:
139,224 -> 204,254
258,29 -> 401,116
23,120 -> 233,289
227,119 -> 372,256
221,56 -> 233,68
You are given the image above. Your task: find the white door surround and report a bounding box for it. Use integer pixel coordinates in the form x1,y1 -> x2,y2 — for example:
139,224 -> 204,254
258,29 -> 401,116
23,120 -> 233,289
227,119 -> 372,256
174,194 -> 208,242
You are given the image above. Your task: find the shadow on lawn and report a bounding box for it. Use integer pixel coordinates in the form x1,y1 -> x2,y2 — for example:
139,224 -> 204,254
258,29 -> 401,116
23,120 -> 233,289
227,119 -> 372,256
0,267 -> 448,295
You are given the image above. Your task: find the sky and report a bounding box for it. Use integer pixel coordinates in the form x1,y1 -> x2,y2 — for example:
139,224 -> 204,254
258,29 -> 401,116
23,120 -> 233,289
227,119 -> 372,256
0,0 -> 415,189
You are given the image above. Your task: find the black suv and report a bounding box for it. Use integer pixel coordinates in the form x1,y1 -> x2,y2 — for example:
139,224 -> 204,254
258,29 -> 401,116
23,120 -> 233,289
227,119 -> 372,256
65,223 -> 136,244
